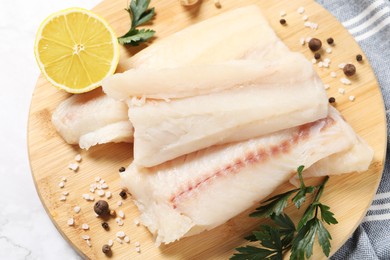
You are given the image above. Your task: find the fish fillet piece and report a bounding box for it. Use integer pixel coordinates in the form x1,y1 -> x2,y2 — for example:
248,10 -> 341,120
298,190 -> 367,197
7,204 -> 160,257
121,107 -> 366,245
289,135 -> 374,186
104,52 -> 315,100
128,56 -> 328,167
51,90 -> 133,149
122,5 -> 279,70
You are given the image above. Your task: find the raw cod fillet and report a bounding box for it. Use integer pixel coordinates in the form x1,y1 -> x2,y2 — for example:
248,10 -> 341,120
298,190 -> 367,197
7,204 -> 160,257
121,107 -> 372,245
103,53 -> 315,100
127,55 -> 328,167
117,5 -> 329,167
51,90 -> 133,149
122,5 -> 280,70
291,135 -> 374,185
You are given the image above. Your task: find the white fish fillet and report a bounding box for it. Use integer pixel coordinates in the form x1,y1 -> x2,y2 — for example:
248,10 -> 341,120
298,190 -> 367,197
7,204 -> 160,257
103,53 -> 316,100
128,56 -> 328,167
122,5 -> 280,70
51,90 -> 133,149
121,107 -> 370,245
289,135 -> 374,186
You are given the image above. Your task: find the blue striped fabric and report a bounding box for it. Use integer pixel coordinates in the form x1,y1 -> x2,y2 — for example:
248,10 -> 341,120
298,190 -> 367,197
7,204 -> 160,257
315,0 -> 390,259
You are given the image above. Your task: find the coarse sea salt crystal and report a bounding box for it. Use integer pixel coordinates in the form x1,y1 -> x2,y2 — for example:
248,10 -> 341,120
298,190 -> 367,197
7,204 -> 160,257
67,218 -> 74,226
118,210 -> 125,219
124,236 -> 130,243
300,38 -> 305,46
82,194 -> 90,200
74,206 -> 81,213
82,223 -> 89,230
338,88 -> 345,94
340,77 -> 351,85
86,239 -> 92,247
61,177 -> 67,182
280,10 -> 286,17
318,62 -> 323,68
117,201 -> 123,206
330,71 -> 337,78
116,237 -> 123,244
116,231 -> 126,238
82,235 -> 90,240
324,58 -> 331,64
324,84 -> 330,90
136,247 -> 141,253
75,154 -> 82,162
305,37 -> 312,43
302,15 -> 308,21
326,48 -> 332,54
97,190 -> 105,197
62,191 -> 69,196
105,191 -> 112,199
89,188 -> 95,193
59,182 -> 65,188
108,239 -> 113,247
311,59 -> 317,64
135,241 -> 140,247
116,217 -> 124,226
349,95 -> 355,102
99,179 -> 105,184
297,6 -> 305,14
95,176 -> 101,182
68,163 -> 79,171
338,63 -> 346,69
134,219 -> 140,226
101,183 -> 109,189
59,196 -> 67,201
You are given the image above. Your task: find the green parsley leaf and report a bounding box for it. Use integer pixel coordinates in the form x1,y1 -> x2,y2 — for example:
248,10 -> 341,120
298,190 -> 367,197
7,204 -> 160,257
292,166 -> 315,209
118,0 -> 156,45
271,213 -> 296,246
250,189 -> 299,218
316,219 -> 332,257
118,28 -> 155,46
128,0 -> 155,27
291,218 -> 319,259
234,214 -> 296,260
319,203 -> 338,225
232,166 -> 338,260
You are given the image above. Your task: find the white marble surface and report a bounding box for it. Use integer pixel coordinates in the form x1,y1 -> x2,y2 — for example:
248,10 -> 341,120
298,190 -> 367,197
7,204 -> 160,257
0,1 -> 101,259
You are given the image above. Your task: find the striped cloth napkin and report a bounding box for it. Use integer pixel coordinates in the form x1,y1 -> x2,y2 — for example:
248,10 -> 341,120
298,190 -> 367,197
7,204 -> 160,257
315,0 -> 390,259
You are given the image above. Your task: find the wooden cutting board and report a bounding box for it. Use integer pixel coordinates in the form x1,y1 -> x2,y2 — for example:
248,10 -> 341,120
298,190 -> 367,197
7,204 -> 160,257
28,0 -> 387,259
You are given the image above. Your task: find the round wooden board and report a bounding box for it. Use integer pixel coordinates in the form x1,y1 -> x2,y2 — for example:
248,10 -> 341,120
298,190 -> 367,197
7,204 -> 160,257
28,0 -> 387,259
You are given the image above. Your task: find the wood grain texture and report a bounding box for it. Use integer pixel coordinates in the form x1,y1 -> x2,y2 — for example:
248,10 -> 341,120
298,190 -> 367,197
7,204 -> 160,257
28,0 -> 387,259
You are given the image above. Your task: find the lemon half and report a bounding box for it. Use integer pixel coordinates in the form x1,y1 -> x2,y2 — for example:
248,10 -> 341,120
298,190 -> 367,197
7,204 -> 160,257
34,8 -> 120,93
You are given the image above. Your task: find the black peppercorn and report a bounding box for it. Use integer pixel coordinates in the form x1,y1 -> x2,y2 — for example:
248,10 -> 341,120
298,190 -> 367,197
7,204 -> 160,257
119,166 -> 126,172
102,244 -> 111,255
356,54 -> 363,62
101,222 -> 109,230
343,64 -> 356,76
94,200 -> 110,216
279,19 -> 286,25
314,53 -> 321,60
328,97 -> 336,103
326,37 -> 334,45
308,38 -> 322,52
119,190 -> 127,199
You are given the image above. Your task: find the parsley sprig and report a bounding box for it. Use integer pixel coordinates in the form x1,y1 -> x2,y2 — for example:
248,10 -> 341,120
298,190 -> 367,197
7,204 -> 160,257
231,166 -> 338,260
118,0 -> 156,46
